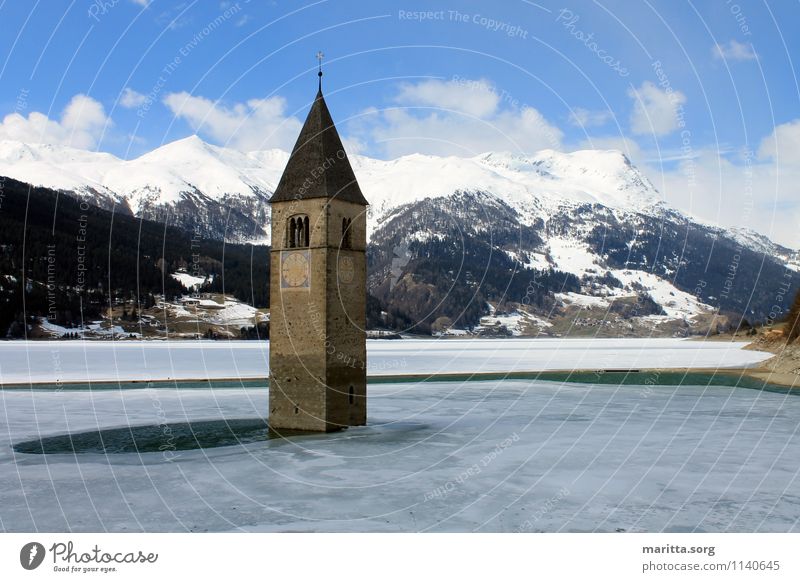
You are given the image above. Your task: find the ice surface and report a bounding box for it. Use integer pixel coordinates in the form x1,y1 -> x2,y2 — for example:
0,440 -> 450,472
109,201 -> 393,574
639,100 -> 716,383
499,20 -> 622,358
0,339 -> 773,385
1,379 -> 798,532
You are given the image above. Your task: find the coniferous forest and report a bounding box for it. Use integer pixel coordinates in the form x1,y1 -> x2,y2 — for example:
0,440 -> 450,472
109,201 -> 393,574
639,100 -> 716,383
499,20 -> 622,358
0,177 -> 269,336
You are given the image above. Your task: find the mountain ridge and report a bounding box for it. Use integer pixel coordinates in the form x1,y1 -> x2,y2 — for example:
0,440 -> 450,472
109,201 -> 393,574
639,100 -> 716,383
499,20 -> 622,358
1,137 -> 797,334
1,136 -> 793,251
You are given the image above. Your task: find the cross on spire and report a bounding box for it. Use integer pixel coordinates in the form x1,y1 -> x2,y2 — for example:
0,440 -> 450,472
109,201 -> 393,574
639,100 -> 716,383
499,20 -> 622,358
316,51 -> 324,89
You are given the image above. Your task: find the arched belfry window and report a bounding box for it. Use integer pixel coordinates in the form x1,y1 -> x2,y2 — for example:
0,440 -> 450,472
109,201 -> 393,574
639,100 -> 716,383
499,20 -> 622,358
287,215 -> 310,248
341,217 -> 353,249
287,217 -> 296,248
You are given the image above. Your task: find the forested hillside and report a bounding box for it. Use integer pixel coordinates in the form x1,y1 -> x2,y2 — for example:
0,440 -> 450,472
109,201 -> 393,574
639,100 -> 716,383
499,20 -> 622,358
0,177 -> 269,336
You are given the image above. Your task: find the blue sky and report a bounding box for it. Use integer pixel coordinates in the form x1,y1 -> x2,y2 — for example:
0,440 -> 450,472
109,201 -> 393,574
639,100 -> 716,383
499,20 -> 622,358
0,0 -> 798,245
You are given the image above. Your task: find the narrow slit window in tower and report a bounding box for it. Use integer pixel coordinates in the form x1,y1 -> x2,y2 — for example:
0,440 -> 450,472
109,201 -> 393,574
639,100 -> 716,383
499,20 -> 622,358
342,217 -> 352,249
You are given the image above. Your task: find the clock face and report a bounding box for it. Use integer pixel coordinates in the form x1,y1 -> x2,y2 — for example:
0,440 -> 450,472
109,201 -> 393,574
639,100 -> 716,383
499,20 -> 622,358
280,250 -> 310,288
338,255 -> 355,284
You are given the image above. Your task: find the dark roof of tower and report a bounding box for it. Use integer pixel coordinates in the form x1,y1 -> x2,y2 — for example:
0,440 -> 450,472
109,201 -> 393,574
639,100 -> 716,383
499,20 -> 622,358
269,86 -> 368,205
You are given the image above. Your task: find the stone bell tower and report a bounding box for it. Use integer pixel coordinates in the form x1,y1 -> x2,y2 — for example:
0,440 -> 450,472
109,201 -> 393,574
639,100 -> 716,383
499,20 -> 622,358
268,61 -> 369,432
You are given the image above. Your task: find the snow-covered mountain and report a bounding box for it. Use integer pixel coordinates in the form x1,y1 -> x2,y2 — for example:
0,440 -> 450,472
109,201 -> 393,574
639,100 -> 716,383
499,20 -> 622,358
355,148 -> 665,219
1,137 -> 797,333
0,137 -> 669,239
0,137 -> 287,242
0,136 -> 791,250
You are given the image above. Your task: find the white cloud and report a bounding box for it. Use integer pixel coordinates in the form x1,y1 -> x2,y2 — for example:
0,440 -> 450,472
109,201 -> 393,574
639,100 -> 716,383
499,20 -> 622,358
119,88 -> 147,109
758,118 -> 800,165
394,78 -> 500,118
162,92 -> 303,151
652,148 -> 798,249
713,40 -> 756,61
0,94 -> 110,149
628,81 -> 687,136
350,78 -> 563,157
130,0 -> 150,6
569,107 -> 613,128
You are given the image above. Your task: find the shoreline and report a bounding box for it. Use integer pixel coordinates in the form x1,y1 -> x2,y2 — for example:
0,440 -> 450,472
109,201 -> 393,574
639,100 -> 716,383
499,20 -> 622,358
2,365 -> 795,390
741,336 -> 800,389
739,368 -> 799,388
0,337 -> 778,388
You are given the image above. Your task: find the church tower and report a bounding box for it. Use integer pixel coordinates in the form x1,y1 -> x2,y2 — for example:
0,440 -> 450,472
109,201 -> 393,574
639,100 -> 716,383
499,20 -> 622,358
268,64 -> 369,432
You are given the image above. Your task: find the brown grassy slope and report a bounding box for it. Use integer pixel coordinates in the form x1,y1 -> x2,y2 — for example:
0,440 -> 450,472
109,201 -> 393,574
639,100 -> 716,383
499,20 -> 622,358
743,318 -> 800,387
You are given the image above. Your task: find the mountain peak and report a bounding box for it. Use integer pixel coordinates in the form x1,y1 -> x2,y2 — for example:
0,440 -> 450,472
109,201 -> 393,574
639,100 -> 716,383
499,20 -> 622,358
142,134 -> 217,158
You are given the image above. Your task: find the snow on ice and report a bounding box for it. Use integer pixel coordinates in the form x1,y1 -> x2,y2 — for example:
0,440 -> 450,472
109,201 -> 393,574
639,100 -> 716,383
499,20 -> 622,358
0,338 -> 773,385
1,378 -> 798,532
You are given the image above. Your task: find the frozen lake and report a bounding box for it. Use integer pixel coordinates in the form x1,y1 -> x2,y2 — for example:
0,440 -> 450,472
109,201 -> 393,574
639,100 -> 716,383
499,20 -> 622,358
0,338 -> 773,385
1,378 -> 797,532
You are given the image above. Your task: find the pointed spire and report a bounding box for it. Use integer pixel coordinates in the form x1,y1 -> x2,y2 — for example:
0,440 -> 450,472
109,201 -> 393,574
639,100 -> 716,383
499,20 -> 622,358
269,65 -> 368,206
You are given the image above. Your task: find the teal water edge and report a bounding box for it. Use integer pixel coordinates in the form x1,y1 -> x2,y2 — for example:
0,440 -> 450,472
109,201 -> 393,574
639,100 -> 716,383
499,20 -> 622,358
2,370 -> 794,395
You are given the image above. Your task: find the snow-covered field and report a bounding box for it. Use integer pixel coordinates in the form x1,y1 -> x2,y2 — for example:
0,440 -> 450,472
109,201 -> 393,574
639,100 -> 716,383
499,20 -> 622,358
1,379 -> 798,532
547,236 -> 714,320
0,338 -> 772,385
170,271 -> 211,290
